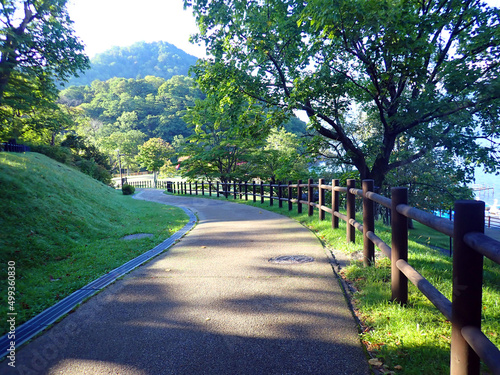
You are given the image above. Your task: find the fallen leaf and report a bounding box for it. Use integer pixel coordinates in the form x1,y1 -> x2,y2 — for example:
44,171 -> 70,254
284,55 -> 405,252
394,365 -> 403,370
368,358 -> 383,367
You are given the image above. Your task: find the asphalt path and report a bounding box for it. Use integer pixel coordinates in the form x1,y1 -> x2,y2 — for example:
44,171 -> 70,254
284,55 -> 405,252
1,189 -> 370,375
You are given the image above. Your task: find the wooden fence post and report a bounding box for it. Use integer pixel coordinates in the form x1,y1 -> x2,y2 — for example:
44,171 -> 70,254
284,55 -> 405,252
252,181 -> 256,202
363,180 -> 375,267
233,181 -> 237,200
346,179 -> 356,243
450,200 -> 485,375
195,181 -> 198,195
332,179 -> 339,229
245,182 -> 248,201
278,182 -> 283,208
216,182 -> 220,197
260,181 -> 264,204
288,181 -> 293,211
201,181 -> 205,195
318,178 -> 325,221
189,182 -> 192,195
391,187 -> 408,304
308,178 -> 314,216
297,180 -> 303,214
270,182 -> 274,206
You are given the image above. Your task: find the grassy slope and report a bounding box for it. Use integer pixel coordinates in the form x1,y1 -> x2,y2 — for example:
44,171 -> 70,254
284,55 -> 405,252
0,153 -> 188,335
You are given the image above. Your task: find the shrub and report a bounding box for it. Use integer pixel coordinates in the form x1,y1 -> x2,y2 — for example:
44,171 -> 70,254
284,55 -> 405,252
76,159 -> 112,185
29,144 -> 112,185
122,184 -> 135,195
30,144 -> 74,165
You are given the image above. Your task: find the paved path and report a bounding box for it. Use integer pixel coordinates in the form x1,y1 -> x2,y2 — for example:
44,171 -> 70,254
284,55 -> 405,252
2,190 -> 370,375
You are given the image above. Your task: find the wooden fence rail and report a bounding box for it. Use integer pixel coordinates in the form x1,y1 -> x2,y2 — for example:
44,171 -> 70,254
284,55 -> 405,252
165,178 -> 500,375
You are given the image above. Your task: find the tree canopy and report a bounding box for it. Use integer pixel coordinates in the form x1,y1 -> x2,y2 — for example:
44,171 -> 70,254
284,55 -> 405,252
136,137 -> 173,187
59,75 -> 204,174
185,0 -> 500,187
0,0 -> 89,136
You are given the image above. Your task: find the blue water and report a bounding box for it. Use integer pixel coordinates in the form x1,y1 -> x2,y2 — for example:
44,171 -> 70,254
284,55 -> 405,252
472,168 -> 499,208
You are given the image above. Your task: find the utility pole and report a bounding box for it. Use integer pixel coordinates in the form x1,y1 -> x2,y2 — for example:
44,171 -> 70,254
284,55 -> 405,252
117,149 -> 124,187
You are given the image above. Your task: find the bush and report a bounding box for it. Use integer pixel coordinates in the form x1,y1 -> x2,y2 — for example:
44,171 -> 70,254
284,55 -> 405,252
122,184 -> 135,195
30,144 -> 74,165
29,144 -> 112,185
76,159 -> 112,185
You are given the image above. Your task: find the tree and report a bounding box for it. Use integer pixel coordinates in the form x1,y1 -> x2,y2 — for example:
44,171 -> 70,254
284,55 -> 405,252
384,149 -> 474,213
257,128 -> 311,182
66,75 -> 204,145
180,85 -> 276,184
0,0 -> 89,134
98,129 -> 146,172
136,138 -> 173,187
185,0 -> 500,188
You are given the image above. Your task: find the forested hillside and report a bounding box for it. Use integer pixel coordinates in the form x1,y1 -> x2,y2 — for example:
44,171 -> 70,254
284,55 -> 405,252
66,41 -> 198,87
60,74 -> 307,174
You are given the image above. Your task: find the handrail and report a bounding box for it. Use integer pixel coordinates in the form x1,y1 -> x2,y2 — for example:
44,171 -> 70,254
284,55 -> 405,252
396,203 -> 454,237
396,259 -> 452,320
464,232 -> 500,264
366,231 -> 391,258
461,326 -> 500,374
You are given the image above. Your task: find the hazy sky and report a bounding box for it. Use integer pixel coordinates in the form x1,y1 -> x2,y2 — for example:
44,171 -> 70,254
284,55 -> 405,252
66,0 -> 205,58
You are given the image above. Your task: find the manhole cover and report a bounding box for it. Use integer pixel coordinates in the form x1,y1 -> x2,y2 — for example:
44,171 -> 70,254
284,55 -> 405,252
268,255 -> 315,264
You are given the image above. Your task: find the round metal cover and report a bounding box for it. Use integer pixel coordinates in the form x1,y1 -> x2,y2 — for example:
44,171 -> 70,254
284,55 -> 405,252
268,255 -> 315,264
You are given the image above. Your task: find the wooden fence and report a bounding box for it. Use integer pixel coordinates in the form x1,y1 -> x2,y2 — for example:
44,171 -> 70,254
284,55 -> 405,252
165,178 -> 500,375
1,142 -> 30,153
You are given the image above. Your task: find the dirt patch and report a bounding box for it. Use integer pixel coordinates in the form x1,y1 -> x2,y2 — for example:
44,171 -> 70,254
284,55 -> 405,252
121,233 -> 154,240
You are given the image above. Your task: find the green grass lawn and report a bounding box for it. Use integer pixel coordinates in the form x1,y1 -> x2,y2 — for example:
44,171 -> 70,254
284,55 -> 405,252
166,190 -> 500,375
0,153 -> 188,335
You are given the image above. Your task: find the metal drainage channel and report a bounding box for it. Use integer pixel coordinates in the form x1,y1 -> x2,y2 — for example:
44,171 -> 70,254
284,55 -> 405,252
268,255 -> 315,264
0,206 -> 197,359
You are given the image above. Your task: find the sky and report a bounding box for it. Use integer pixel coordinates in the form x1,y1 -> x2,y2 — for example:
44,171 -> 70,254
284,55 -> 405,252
66,0 -> 206,58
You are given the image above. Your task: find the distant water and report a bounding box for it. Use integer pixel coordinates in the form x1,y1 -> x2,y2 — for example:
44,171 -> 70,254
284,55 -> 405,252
471,168 -> 499,208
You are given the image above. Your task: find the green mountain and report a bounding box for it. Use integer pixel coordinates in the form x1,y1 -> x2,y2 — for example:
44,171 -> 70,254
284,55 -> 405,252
66,41 -> 198,87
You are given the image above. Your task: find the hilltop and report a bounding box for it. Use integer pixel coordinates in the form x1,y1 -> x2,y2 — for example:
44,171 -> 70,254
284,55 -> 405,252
66,41 -> 198,87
